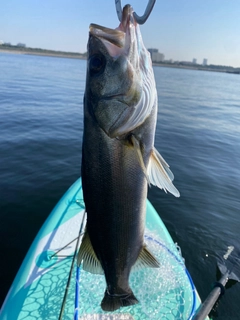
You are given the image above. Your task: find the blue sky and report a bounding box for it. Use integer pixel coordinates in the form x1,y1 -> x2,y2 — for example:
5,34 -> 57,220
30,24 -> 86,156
1,0 -> 240,67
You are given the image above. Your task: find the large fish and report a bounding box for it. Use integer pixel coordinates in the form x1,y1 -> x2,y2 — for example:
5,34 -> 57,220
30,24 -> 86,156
78,4 -> 180,312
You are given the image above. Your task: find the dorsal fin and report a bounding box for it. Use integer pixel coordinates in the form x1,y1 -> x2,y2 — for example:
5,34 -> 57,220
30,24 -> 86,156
147,147 -> 180,197
77,230 -> 104,275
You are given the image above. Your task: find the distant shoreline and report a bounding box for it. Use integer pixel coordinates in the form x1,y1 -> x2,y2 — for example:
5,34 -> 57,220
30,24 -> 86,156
0,46 -> 86,60
1,46 -> 239,74
152,62 -> 234,74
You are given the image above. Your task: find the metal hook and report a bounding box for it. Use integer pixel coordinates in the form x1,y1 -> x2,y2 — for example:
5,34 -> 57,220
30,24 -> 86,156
115,0 -> 156,25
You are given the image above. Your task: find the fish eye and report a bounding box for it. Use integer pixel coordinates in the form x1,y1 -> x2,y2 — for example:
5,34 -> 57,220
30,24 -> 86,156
89,54 -> 106,75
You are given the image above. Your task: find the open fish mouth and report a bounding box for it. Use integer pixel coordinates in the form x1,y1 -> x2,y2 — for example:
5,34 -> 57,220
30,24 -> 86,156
89,5 -> 135,58
89,24 -> 125,48
89,23 -> 125,48
89,23 -> 127,58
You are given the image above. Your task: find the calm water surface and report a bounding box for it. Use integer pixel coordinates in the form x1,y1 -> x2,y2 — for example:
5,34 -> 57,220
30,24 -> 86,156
0,53 -> 240,319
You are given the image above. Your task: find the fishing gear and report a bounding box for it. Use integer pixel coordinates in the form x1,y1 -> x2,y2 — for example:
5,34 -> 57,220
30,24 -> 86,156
115,0 -> 156,24
193,246 -> 240,320
58,210 -> 86,320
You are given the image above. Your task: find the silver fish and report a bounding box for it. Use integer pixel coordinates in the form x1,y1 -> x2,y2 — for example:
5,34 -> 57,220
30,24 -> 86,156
78,4 -> 179,312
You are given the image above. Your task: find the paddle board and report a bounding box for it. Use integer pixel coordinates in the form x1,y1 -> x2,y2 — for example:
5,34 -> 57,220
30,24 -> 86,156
0,178 -> 207,319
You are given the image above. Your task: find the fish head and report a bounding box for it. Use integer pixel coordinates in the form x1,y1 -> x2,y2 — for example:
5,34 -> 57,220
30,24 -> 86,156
85,5 -> 156,138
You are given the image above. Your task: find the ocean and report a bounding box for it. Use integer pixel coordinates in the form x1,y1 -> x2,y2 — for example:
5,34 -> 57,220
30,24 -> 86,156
0,52 -> 239,319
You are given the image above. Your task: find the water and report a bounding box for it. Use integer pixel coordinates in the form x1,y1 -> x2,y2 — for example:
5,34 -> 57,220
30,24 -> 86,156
0,53 -> 240,319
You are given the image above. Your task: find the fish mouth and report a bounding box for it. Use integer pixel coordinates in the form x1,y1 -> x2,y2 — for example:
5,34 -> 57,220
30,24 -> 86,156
88,4 -> 154,138
89,24 -> 125,48
89,5 -> 135,57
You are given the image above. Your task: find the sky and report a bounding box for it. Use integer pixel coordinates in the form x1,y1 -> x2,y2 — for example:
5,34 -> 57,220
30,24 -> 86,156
1,0 -> 240,67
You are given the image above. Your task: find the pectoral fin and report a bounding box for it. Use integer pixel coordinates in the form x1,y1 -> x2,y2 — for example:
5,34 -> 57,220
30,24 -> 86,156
147,147 -> 180,197
130,135 -> 150,184
77,230 -> 104,275
130,135 -> 180,197
133,245 -> 160,271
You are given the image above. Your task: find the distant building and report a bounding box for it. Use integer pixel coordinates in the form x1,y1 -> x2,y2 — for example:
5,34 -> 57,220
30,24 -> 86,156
152,52 -> 164,62
148,48 -> 158,59
148,48 -> 165,62
203,58 -> 208,66
192,58 -> 197,64
0,40 -> 4,45
17,43 -> 26,48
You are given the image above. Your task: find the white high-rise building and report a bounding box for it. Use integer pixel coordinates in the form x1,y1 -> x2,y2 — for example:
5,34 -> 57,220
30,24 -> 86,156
152,52 -> 165,62
203,58 -> 208,66
148,48 -> 165,62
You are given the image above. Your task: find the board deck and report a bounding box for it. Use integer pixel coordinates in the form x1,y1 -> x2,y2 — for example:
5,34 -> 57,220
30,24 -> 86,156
0,178 -> 205,320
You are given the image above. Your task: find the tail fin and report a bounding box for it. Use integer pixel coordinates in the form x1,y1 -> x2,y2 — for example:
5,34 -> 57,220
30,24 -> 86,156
101,290 -> 139,311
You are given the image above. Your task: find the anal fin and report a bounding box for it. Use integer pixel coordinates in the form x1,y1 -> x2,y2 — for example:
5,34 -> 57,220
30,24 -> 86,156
77,230 -> 104,275
133,245 -> 160,271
